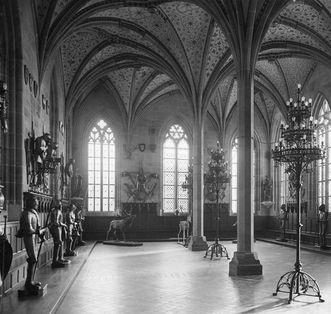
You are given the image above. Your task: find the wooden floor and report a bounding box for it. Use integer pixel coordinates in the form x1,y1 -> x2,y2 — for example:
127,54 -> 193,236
1,240 -> 331,314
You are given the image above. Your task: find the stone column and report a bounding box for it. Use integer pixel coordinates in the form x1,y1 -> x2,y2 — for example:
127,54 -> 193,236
229,68 -> 262,276
188,119 -> 208,251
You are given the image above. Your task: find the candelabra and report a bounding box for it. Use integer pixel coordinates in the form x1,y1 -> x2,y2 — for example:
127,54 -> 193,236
204,142 -> 231,260
272,84 -> 325,303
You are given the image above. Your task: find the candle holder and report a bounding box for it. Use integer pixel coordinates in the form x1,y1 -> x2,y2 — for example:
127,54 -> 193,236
272,84 -> 325,303
204,142 -> 231,260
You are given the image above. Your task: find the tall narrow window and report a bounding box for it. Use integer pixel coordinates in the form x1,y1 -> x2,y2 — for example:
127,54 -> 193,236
318,100 -> 331,207
163,124 -> 189,213
88,120 -> 115,212
231,138 -> 238,214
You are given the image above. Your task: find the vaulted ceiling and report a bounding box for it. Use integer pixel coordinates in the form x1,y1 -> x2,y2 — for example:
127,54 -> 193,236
34,0 -> 331,135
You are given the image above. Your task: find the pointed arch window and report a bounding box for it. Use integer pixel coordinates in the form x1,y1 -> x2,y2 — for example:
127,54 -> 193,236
88,120 -> 115,212
162,124 -> 189,214
317,100 -> 331,207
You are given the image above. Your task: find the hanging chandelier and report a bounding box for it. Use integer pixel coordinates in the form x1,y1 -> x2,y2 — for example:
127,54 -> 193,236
273,84 -> 325,166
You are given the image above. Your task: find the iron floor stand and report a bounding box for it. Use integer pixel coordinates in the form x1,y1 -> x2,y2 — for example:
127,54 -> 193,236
204,238 -> 230,260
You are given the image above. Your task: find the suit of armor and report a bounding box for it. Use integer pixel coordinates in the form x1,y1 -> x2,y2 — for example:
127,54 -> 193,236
17,196 -> 43,294
49,200 -> 68,267
64,204 -> 77,256
75,206 -> 86,246
318,204 -> 329,248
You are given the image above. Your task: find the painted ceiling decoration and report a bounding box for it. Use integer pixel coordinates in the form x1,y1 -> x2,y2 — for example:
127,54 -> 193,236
32,0 -> 331,136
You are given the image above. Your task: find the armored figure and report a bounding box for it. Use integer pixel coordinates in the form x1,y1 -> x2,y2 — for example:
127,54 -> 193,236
48,199 -> 69,268
318,204 -> 329,249
64,203 -> 78,256
16,194 -> 44,294
75,204 -> 86,246
279,204 -> 288,230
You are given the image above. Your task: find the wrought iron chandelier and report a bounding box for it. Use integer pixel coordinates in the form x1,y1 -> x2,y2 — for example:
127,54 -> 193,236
204,141 -> 231,260
273,84 -> 324,167
272,83 -> 325,303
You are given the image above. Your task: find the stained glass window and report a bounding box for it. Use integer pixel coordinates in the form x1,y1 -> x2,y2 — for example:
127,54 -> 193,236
163,124 -> 189,213
88,120 -> 115,211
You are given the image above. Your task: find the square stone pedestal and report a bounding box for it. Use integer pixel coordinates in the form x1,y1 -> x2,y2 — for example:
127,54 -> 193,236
188,235 -> 208,251
229,252 -> 262,276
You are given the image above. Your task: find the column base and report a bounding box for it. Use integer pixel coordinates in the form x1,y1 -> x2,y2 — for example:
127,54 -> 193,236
229,251 -> 263,276
188,235 -> 208,251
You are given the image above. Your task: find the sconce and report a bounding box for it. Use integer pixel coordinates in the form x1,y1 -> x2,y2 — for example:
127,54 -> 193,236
0,80 -> 9,133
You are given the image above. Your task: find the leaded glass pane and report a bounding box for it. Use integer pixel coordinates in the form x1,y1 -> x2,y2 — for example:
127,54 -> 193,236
232,201 -> 237,214
164,185 -> 175,198
177,159 -> 188,172
88,199 -> 94,211
95,158 -> 101,171
232,189 -> 237,200
163,147 -> 175,158
164,173 -> 175,185
95,171 -> 101,184
88,185 -> 94,197
95,185 -> 101,198
178,148 -> 189,160
103,199 -> 109,210
177,186 -> 187,198
164,159 -> 175,171
109,186 -> 115,197
88,171 -> 94,184
178,139 -> 188,150
103,186 -> 109,197
103,158 -> 109,171
109,144 -> 115,154
95,199 -> 101,211
164,138 -> 175,148
109,158 -> 115,169
88,158 -> 94,170
109,172 -> 115,184
103,145 -> 109,157
103,172 -> 109,184
95,143 -> 101,156
177,173 -> 187,185
163,199 -> 174,212
109,199 -> 115,209
88,143 -> 94,155
232,165 -> 237,176
178,199 -> 188,212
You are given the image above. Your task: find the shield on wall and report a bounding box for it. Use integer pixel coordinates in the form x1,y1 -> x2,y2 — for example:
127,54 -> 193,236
138,143 -> 145,152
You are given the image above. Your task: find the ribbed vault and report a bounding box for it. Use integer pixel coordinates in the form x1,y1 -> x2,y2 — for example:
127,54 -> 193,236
32,0 -> 331,139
